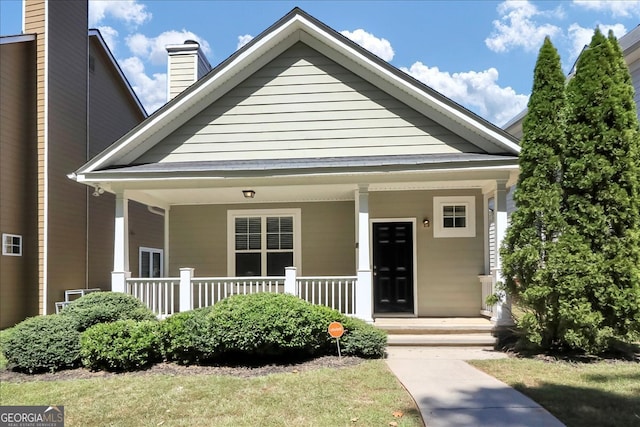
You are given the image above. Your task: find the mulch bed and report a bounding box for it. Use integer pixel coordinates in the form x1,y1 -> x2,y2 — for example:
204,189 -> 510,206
0,356 -> 367,383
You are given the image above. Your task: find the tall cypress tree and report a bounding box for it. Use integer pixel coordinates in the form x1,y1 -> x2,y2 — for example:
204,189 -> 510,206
561,29 -> 640,351
501,37 -> 566,348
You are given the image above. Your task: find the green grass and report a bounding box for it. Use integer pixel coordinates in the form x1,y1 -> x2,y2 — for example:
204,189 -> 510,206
0,360 -> 422,427
469,358 -> 640,427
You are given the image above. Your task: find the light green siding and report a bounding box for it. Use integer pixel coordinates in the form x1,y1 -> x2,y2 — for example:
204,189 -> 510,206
137,42 -> 479,164
168,202 -> 355,277
370,190 -> 485,317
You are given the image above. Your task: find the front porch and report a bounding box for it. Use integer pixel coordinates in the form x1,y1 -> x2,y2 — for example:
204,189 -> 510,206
116,264 -> 507,326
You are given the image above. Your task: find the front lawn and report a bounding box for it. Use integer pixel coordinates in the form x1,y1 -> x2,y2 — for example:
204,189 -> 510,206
0,360 -> 422,427
469,358 -> 640,427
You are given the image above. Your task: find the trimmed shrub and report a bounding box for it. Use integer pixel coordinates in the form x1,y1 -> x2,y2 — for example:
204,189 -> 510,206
60,292 -> 157,331
207,293 -> 340,359
340,326 -> 387,358
80,320 -> 161,371
158,307 -> 217,364
2,315 -> 81,373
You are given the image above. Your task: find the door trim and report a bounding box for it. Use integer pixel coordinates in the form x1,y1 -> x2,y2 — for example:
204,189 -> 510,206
370,218 -> 417,317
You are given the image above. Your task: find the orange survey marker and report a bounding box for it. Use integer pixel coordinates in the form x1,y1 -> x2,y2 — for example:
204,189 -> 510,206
328,321 -> 344,338
328,321 -> 344,358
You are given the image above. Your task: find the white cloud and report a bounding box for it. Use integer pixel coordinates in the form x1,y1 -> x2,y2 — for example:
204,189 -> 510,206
486,0 -> 562,52
340,29 -> 394,61
573,1 -> 640,18
97,26 -> 119,53
120,56 -> 167,113
402,62 -> 529,126
237,34 -> 254,50
89,0 -> 151,27
126,30 -> 211,66
567,23 -> 627,60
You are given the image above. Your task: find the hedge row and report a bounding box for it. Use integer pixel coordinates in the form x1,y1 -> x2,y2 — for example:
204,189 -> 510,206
1,292 -> 387,373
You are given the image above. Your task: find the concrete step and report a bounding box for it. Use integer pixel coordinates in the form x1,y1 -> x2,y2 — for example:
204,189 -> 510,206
375,318 -> 494,335
387,333 -> 497,347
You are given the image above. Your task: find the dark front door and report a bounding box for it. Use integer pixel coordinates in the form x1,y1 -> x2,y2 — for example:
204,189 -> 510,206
373,222 -> 414,314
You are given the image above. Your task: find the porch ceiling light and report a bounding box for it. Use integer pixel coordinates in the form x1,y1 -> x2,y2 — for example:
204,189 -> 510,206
242,189 -> 256,199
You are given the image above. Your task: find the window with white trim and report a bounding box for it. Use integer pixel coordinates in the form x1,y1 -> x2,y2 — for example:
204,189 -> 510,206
433,196 -> 476,238
139,247 -> 163,277
228,209 -> 301,277
2,234 -> 22,256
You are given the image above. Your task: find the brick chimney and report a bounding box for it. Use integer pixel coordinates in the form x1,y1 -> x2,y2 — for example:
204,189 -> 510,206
166,40 -> 212,100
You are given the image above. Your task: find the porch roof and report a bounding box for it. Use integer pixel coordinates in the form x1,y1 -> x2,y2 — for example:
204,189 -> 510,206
85,153 -> 518,180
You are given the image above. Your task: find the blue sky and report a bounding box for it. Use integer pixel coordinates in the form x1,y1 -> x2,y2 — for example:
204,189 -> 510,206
1,0 -> 639,125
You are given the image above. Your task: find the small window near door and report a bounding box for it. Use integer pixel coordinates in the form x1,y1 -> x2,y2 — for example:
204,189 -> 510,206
2,234 -> 22,256
139,247 -> 163,277
433,196 -> 476,238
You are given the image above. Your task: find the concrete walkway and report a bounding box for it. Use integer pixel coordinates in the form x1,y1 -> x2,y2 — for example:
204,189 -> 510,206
385,347 -> 565,427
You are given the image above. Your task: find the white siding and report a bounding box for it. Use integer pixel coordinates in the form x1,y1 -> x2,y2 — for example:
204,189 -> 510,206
629,58 -> 640,121
136,43 -> 480,164
168,54 -> 196,100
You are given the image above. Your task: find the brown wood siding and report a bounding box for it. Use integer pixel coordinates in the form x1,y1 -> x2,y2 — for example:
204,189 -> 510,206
23,0 -> 47,314
370,190 -> 485,316
0,40 -> 39,328
87,35 -> 151,287
137,42 -> 478,164
44,0 -> 89,313
128,201 -> 165,276
169,202 -> 355,277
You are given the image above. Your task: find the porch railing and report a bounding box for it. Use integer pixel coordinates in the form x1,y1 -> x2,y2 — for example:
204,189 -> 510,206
191,277 -> 285,309
125,268 -> 357,316
478,275 -> 495,317
126,278 -> 180,318
296,276 -> 357,315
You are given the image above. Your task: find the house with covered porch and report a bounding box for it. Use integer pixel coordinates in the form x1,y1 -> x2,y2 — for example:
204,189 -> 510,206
71,8 -> 518,325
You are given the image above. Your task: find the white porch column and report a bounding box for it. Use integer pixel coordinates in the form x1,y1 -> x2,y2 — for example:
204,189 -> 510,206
492,180 -> 514,326
179,267 -> 194,312
112,192 -> 130,293
355,184 -> 373,322
284,266 -> 297,295
164,206 -> 170,275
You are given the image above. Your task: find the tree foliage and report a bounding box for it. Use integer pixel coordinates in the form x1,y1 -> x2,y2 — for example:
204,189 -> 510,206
560,29 -> 640,352
501,37 -> 567,348
503,30 -> 640,353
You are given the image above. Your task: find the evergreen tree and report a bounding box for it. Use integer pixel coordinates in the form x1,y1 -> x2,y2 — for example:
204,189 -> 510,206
501,37 -> 567,348
560,29 -> 640,352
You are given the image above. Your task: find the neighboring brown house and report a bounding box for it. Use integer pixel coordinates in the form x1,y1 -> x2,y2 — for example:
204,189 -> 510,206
0,0 -> 164,328
73,8 -> 519,324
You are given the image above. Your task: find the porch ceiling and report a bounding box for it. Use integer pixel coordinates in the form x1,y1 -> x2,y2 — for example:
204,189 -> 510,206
117,179 -> 502,208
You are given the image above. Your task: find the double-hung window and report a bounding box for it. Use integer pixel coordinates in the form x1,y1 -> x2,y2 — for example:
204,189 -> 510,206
2,234 -> 22,256
433,196 -> 476,238
228,209 -> 301,277
139,247 -> 163,277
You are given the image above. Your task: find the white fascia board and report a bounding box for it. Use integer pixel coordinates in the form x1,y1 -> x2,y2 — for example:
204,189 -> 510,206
0,34 -> 36,44
74,163 -> 518,186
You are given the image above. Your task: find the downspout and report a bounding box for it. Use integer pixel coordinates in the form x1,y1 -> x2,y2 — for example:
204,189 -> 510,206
85,17 -> 90,290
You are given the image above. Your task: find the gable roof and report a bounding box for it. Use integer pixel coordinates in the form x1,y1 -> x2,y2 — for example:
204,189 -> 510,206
88,29 -> 147,117
75,8 -> 519,179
